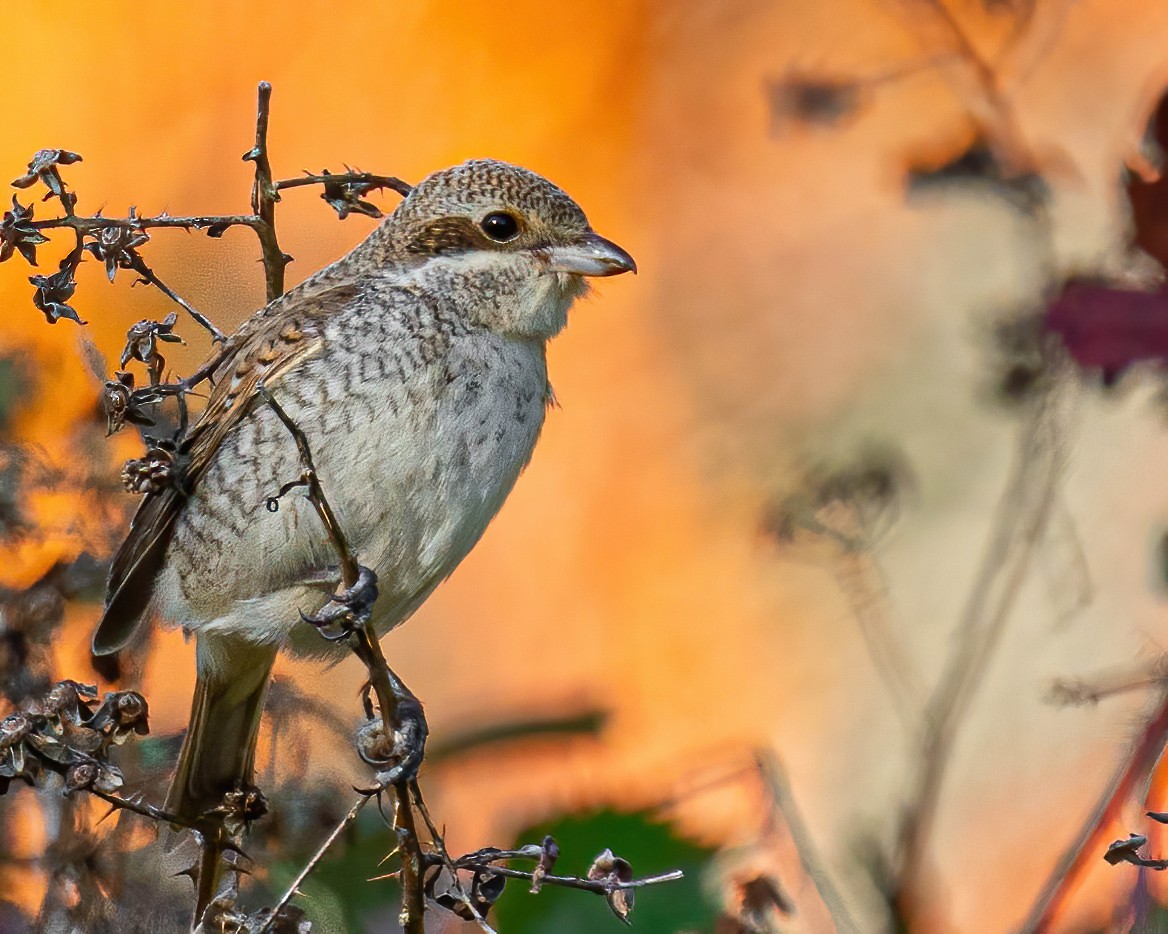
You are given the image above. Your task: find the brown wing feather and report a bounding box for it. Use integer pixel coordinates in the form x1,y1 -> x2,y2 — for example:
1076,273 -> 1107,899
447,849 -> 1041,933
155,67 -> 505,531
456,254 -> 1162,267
92,281 -> 362,655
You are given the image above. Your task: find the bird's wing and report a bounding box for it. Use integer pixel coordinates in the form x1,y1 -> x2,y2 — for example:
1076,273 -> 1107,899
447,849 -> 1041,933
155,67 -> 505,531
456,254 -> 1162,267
92,281 -> 363,655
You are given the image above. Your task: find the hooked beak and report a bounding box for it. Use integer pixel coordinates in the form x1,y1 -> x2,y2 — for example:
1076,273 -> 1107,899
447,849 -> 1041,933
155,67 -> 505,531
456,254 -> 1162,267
545,232 -> 637,277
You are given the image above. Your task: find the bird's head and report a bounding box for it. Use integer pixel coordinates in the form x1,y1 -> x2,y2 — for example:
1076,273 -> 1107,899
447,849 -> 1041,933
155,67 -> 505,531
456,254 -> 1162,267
377,159 -> 635,339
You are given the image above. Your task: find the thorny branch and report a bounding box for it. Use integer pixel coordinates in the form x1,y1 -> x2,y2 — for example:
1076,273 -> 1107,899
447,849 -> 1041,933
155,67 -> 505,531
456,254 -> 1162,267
4,87 -> 411,334
259,793 -> 373,934
244,82 -> 289,303
259,383 -> 427,933
243,83 -> 680,931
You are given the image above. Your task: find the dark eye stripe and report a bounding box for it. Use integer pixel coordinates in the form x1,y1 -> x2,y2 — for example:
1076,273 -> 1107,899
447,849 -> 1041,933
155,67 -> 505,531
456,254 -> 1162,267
404,217 -> 485,255
404,214 -> 533,256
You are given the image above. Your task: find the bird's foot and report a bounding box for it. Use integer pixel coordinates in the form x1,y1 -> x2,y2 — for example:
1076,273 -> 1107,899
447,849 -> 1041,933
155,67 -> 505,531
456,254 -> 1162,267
300,565 -> 379,640
357,683 -> 428,786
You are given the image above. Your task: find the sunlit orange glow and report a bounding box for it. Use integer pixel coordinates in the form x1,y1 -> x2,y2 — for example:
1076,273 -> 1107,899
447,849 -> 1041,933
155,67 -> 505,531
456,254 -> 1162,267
5,2 -> 1168,931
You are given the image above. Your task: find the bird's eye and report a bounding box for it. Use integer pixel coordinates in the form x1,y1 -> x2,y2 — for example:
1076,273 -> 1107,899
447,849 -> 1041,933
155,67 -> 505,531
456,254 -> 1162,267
480,212 -> 520,242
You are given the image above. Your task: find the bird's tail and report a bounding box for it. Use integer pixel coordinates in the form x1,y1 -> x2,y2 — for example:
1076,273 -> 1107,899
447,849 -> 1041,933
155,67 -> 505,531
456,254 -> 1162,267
165,632 -> 278,823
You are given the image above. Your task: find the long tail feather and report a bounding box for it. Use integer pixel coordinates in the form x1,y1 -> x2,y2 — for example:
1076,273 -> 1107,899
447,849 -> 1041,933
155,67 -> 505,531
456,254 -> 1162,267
166,633 -> 278,822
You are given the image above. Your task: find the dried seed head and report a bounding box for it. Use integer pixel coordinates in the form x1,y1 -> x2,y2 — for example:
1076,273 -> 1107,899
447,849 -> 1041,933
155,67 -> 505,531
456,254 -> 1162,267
64,762 -> 97,796
29,255 -> 83,324
208,785 -> 269,836
0,196 -> 49,265
316,167 -> 386,219
11,149 -> 82,209
587,848 -> 636,922
121,440 -> 180,495
121,312 -> 184,383
102,371 -> 161,436
0,713 -> 31,749
84,218 -> 149,282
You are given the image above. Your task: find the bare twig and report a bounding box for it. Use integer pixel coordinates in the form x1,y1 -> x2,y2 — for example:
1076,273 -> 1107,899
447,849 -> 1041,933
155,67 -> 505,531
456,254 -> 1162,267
755,751 -> 860,933
124,252 -> 224,342
1047,663 -> 1168,707
243,82 -> 289,303
410,780 -> 497,934
275,171 -> 413,198
453,863 -> 684,896
259,793 -> 374,934
256,384 -> 358,582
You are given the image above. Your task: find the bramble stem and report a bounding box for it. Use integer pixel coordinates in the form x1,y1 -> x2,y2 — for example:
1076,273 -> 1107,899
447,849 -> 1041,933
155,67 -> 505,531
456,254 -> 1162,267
244,82 -> 289,302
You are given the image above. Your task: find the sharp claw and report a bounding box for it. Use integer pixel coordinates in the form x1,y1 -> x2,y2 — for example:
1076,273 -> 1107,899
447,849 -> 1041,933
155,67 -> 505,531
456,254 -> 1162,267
358,697 -> 428,786
300,565 -> 379,636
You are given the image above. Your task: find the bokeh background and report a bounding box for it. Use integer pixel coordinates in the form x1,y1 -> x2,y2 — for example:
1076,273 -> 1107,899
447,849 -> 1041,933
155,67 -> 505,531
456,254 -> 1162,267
4,2 -> 1168,932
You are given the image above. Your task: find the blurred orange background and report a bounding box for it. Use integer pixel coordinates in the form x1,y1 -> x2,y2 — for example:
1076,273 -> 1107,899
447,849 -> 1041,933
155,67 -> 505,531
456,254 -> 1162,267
4,2 -> 1168,931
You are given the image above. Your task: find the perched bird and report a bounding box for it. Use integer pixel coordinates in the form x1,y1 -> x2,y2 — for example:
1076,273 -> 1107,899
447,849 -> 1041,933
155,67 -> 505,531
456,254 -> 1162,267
91,159 -> 635,824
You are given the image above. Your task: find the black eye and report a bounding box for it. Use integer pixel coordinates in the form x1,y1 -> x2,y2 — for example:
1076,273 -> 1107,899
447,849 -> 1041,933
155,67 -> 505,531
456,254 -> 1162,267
480,212 -> 520,242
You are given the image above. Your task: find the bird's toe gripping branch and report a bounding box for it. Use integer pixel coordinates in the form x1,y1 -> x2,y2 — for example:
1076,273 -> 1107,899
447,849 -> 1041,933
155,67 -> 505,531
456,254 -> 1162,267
300,564 -> 379,640
298,563 -> 429,784
356,683 -> 429,787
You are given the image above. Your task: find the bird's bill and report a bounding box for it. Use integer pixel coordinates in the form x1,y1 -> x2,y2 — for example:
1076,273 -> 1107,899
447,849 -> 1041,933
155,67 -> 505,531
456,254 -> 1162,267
544,233 -> 637,277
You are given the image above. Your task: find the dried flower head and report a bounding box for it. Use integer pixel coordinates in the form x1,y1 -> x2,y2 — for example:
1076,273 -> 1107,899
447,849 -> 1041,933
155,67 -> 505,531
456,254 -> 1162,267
587,848 -> 636,922
737,875 -> 794,930
121,312 -> 184,384
0,680 -> 149,797
86,690 -> 151,745
121,438 -> 181,495
102,370 -> 162,436
0,196 -> 49,265
433,869 -> 506,922
29,254 -> 83,324
318,168 -> 387,220
11,149 -> 82,210
84,215 -> 150,282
